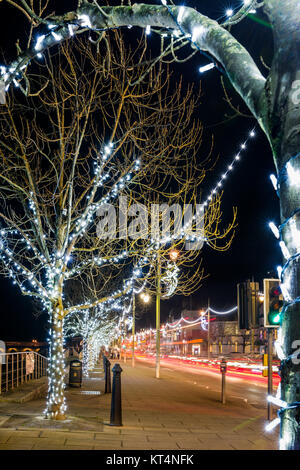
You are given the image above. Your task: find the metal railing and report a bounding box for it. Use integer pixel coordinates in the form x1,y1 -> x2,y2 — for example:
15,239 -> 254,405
0,351 -> 48,394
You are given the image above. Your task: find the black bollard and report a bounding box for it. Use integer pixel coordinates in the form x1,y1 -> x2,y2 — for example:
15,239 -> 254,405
105,358 -> 111,394
110,363 -> 123,426
220,358 -> 227,404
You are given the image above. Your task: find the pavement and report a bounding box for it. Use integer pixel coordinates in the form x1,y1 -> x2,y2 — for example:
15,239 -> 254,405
0,358 -> 279,450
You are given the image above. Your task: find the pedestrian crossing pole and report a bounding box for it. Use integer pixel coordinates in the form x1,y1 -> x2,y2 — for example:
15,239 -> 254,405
267,328 -> 273,421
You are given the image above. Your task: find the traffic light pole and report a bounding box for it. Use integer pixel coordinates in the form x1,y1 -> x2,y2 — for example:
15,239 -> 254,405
267,328 -> 273,421
156,253 -> 161,379
132,293 -> 135,368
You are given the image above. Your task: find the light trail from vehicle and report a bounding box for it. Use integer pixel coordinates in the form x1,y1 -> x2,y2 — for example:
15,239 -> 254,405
130,351 -> 280,387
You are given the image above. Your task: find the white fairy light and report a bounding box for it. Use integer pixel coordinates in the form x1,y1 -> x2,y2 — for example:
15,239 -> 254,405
35,35 -> 45,51
199,63 -> 215,74
226,9 -> 234,17
277,266 -> 283,279
269,222 -> 280,239
270,174 -> 278,191
146,25 -> 151,35
279,241 -> 291,260
267,395 -> 288,409
265,418 -> 281,432
177,6 -> 185,23
51,31 -> 63,42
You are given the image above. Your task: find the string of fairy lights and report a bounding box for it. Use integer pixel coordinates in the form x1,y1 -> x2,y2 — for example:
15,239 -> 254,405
0,1 -> 260,94
128,304 -> 238,343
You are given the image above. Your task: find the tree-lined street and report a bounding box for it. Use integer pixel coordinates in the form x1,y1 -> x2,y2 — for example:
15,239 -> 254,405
0,0 -> 299,452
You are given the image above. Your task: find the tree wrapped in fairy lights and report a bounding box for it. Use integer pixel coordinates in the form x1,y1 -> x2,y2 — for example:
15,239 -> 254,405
64,301 -> 126,377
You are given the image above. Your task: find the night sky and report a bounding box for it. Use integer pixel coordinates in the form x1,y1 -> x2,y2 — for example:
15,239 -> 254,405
0,1 -> 281,340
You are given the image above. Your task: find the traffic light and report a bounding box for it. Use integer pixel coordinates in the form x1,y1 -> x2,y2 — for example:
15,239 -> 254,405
237,281 -> 259,330
263,279 -> 283,327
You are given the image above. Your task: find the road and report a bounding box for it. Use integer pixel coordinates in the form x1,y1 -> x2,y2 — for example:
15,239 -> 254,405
134,354 -> 277,411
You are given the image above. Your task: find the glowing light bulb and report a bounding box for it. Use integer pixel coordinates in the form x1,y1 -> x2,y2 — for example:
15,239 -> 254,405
269,222 -> 280,239
51,31 -> 62,41
199,63 -> 215,73
270,174 -> 278,191
35,35 -> 45,51
177,6 -> 185,23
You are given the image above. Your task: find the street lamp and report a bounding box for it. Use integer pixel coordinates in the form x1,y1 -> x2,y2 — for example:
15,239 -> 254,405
169,249 -> 180,262
140,292 -> 150,303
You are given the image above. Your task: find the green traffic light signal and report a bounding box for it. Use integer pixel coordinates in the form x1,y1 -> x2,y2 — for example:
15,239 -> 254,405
268,289 -> 283,325
264,279 -> 284,328
268,310 -> 281,325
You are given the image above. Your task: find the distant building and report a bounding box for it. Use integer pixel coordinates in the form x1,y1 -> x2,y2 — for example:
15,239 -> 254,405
5,340 -> 48,355
135,308 -> 274,357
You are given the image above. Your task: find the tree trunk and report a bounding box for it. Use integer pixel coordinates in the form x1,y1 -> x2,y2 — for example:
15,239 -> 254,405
82,338 -> 89,377
264,0 -> 300,450
45,300 -> 66,420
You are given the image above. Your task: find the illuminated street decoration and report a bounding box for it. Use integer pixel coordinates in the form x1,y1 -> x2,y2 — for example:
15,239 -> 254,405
161,262 -> 180,298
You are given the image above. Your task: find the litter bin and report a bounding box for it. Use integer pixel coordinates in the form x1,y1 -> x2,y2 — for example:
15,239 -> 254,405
69,359 -> 82,387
